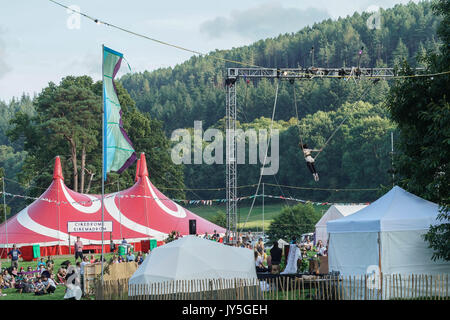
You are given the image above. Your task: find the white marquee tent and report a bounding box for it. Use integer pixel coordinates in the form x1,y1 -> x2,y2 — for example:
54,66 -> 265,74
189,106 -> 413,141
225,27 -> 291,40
327,186 -> 450,276
128,236 -> 257,295
315,204 -> 367,244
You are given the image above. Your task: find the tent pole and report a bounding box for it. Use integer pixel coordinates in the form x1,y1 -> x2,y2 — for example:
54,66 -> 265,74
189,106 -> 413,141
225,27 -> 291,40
262,182 -> 264,238
101,44 -> 105,285
57,176 -> 61,255
390,132 -> 395,187
378,231 -> 382,297
118,179 -> 122,241
2,177 -> 8,256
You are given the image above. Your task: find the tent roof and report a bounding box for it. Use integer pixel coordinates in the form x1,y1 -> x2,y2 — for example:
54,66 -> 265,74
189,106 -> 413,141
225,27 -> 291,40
0,154 -> 225,247
315,204 -> 367,228
327,186 -> 440,233
129,236 -> 257,284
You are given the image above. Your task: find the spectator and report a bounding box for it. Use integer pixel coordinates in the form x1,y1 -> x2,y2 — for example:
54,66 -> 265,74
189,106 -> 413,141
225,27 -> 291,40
254,251 -> 268,273
270,241 -> 282,273
0,273 -> 5,296
80,256 -> 89,294
37,257 -> 46,269
46,256 -> 54,272
304,238 -> 313,250
38,264 -> 47,277
74,236 -> 84,261
121,238 -> 128,245
316,240 -> 327,256
135,252 -> 144,265
34,278 -> 45,295
255,238 -> 265,256
2,269 -> 14,288
11,266 -> 18,277
56,268 -> 66,285
126,249 -> 135,262
26,266 -> 34,280
89,254 -> 96,264
7,244 -> 21,269
110,240 -> 116,253
41,275 -> 56,294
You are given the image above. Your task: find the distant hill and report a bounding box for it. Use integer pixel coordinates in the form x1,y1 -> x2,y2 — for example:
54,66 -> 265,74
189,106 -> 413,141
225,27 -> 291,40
120,1 -> 440,133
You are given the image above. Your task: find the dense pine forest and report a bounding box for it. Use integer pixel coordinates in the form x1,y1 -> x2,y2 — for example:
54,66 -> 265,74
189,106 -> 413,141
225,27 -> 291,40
0,1 -> 444,219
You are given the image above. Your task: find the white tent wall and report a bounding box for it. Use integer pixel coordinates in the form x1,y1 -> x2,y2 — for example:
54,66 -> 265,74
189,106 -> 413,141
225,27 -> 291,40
315,226 -> 327,245
381,229 -> 450,275
128,236 -> 257,296
315,205 -> 367,244
328,232 -> 380,276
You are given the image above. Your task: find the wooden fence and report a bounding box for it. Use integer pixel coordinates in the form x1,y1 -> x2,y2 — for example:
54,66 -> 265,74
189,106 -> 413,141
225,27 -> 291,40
93,273 -> 449,300
86,262 -> 137,296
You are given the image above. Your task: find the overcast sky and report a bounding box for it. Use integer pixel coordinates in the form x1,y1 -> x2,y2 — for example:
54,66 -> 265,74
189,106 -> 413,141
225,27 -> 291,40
0,0 -> 420,101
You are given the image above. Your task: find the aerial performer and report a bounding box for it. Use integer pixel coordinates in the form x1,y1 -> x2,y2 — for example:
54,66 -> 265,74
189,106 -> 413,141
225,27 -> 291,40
300,143 -> 322,182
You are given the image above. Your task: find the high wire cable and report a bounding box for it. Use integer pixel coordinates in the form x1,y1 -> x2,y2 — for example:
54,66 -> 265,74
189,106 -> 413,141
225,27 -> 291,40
48,0 -> 262,68
47,1 -> 450,80
240,79 -> 280,233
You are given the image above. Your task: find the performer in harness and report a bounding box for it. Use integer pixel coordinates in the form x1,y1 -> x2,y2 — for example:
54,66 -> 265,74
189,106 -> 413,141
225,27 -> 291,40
300,143 -> 322,182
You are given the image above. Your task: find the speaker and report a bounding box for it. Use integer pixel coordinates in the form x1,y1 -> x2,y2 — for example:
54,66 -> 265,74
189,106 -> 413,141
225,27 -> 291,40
189,219 -> 197,235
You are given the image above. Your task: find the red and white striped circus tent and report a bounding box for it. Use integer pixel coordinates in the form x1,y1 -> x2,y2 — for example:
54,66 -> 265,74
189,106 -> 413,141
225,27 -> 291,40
0,153 -> 225,260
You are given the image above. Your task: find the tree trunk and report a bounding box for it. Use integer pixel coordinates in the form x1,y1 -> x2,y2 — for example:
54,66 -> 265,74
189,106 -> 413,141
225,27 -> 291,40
69,138 -> 78,192
80,145 -> 86,193
85,170 -> 95,194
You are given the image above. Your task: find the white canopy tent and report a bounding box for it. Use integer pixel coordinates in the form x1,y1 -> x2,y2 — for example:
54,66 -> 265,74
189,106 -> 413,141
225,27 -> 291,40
128,236 -> 257,294
327,186 -> 450,276
315,204 -> 367,245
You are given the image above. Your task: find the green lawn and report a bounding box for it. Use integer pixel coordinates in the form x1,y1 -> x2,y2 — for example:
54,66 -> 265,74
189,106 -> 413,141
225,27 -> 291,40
0,253 -> 115,301
188,202 -> 329,231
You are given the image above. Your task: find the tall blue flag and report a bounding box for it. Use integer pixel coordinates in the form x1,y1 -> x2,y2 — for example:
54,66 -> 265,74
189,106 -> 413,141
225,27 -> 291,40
103,46 -> 136,180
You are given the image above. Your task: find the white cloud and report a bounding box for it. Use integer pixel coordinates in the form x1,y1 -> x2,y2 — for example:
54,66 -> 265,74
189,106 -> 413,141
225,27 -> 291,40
199,2 -> 330,41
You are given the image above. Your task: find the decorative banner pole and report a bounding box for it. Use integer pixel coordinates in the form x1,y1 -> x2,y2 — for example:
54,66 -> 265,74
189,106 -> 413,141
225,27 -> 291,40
2,177 -> 8,256
101,44 -> 105,284
101,45 -> 137,283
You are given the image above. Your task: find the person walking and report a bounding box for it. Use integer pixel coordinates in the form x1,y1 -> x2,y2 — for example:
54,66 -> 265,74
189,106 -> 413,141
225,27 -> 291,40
74,236 -> 83,262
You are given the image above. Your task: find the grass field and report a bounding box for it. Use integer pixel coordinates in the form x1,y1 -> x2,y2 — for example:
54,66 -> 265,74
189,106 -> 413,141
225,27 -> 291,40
0,253 -> 115,300
188,201 -> 329,231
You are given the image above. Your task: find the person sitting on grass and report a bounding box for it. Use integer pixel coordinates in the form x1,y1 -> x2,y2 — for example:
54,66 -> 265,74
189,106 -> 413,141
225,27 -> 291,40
126,249 -> 135,262
34,278 -> 45,295
23,278 -> 35,293
2,269 -> 15,288
41,275 -> 56,294
14,273 -> 27,294
0,274 -> 6,297
11,266 -> 18,278
46,256 -> 54,272
25,266 -> 34,280
56,268 -> 66,285
37,264 -> 47,278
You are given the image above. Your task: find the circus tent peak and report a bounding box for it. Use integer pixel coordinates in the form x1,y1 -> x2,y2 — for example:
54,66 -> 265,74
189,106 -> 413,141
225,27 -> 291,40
138,152 -> 149,178
53,156 -> 64,180
0,154 -> 225,255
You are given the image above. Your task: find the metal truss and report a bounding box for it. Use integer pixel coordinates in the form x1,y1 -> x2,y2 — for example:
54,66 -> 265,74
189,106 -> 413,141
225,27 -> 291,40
227,66 -> 424,80
224,65 -> 424,243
